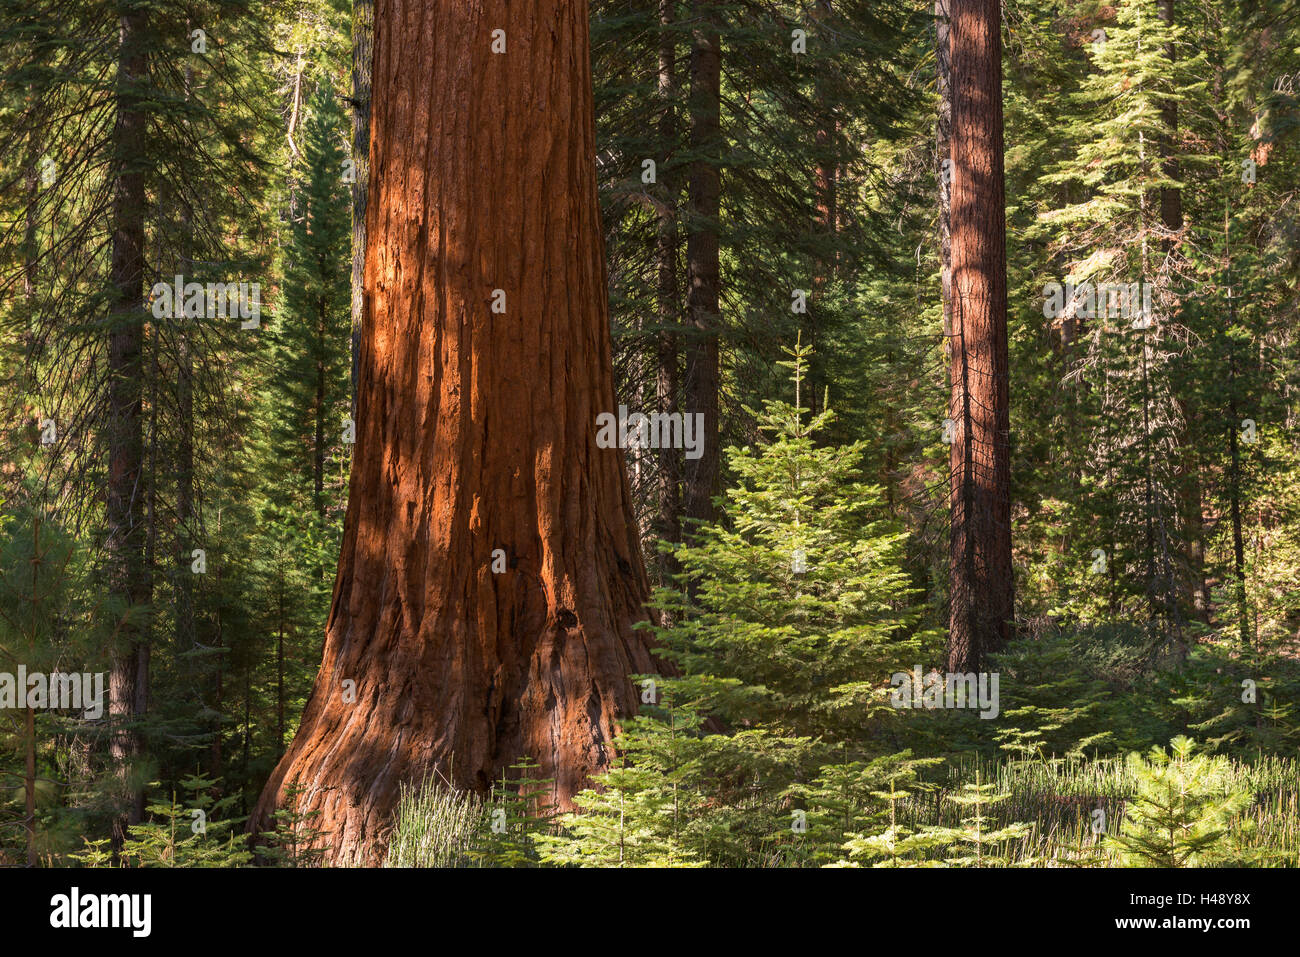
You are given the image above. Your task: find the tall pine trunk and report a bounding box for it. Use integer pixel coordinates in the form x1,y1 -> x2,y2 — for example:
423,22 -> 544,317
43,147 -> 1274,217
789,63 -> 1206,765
252,0 -> 658,865
946,0 -> 1012,672
107,3 -> 150,843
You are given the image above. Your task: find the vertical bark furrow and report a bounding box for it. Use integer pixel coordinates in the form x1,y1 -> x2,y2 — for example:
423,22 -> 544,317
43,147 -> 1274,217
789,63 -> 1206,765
946,0 -> 1013,672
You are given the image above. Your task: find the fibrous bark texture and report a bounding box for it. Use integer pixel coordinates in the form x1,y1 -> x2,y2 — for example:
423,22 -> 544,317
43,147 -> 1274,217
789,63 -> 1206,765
253,0 -> 658,866
946,0 -> 1013,673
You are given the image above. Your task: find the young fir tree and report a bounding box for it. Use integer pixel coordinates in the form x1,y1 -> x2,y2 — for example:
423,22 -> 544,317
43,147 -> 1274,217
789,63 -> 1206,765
0,501 -> 115,864
536,759 -> 706,868
254,777 -> 330,867
78,773 -> 252,868
1024,0 -> 1212,649
654,339 -> 926,742
941,768 -> 1036,867
832,757 -> 958,868
471,758 -> 559,868
536,689 -> 716,868
270,82 -> 353,521
984,629 -> 1134,761
575,340 -> 932,865
1107,735 -> 1253,866
795,750 -> 949,867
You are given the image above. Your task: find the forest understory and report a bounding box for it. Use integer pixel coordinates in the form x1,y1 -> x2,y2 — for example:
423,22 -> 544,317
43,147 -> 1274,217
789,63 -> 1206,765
0,0 -> 1298,871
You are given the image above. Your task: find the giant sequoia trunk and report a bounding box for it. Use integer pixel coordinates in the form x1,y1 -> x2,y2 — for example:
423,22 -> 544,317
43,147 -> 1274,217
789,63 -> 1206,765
946,0 -> 1013,672
252,0 -> 658,866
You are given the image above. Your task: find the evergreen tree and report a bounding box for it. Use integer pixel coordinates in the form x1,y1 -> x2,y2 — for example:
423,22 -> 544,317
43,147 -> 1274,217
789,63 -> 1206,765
1108,735 -> 1252,866
940,768 -> 1035,867
580,341 -> 933,865
652,340 -> 928,750
834,769 -> 959,868
1028,0 -> 1211,646
270,82 -> 353,520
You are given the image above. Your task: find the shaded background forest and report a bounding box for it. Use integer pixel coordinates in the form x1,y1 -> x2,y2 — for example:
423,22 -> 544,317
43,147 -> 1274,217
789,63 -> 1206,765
1,0 -> 1298,866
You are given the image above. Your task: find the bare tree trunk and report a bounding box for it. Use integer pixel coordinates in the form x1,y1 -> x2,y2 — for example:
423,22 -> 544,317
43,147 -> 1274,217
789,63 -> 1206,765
946,0 -> 1013,673
1228,406 -> 1249,648
251,0 -> 659,865
1178,403 -> 1209,624
177,57 -> 199,710
107,3 -> 150,845
683,0 -> 722,529
242,661 -> 251,793
141,304 -> 158,763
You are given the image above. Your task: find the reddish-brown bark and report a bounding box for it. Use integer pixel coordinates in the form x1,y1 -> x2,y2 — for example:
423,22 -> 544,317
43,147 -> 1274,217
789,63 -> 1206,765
946,0 -> 1013,673
252,0 -> 658,866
